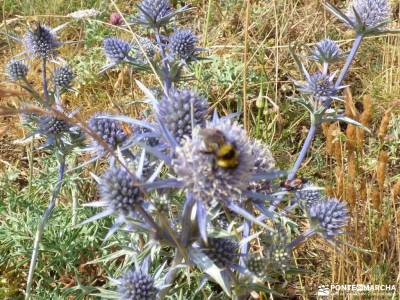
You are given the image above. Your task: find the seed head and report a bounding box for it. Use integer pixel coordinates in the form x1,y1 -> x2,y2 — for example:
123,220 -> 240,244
24,23 -> 61,59
157,89 -> 208,144
309,198 -> 349,238
118,269 -> 157,300
6,60 -> 28,81
137,0 -> 173,28
103,37 -> 132,63
201,238 -> 238,269
310,39 -> 342,63
88,114 -> 128,151
100,167 -> 143,217
268,246 -> 291,271
53,65 -> 74,89
169,29 -> 198,60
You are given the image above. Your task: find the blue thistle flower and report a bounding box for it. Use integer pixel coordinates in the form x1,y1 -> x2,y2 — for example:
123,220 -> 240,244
135,37 -> 157,62
117,268 -> 158,300
6,60 -> 28,81
295,71 -> 344,106
245,254 -> 267,277
169,29 -> 198,60
308,198 -> 349,239
347,0 -> 390,33
201,238 -> 238,269
53,65 -> 74,89
38,115 -> 70,136
103,37 -> 132,63
296,184 -> 324,208
173,118 -> 273,206
310,39 -> 343,64
137,0 -> 174,28
24,23 -> 61,59
87,114 -> 128,153
324,0 -> 391,36
157,89 -> 208,144
99,167 -> 143,218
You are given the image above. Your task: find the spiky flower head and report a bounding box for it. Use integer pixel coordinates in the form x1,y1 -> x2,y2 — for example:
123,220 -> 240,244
245,254 -> 268,277
347,0 -> 391,33
296,184 -> 324,208
137,0 -> 173,28
6,60 -> 28,81
103,37 -> 132,63
173,119 -> 259,206
110,12 -> 124,26
53,65 -> 74,89
100,167 -> 143,217
169,29 -> 198,60
201,238 -> 238,269
87,114 -> 128,152
157,89 -> 208,144
295,71 -> 343,106
24,23 -> 61,59
38,115 -> 70,136
268,246 -> 291,271
117,269 -> 157,300
135,37 -> 157,62
309,198 -> 349,238
310,39 -> 342,63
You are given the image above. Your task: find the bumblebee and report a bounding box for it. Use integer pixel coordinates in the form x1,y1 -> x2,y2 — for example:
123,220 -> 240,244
199,128 -> 240,169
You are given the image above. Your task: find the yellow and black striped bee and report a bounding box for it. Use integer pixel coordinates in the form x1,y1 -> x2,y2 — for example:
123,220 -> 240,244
199,128 -> 240,169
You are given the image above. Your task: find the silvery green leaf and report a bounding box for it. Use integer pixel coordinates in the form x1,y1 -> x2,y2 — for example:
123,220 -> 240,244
188,247 -> 232,296
324,115 -> 371,133
323,2 -> 353,27
227,203 -> 276,232
135,79 -> 158,105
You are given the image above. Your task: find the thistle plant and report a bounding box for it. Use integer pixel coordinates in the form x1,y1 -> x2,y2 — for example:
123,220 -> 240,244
2,0 -> 397,299
3,21 -> 82,300
288,0 -> 397,181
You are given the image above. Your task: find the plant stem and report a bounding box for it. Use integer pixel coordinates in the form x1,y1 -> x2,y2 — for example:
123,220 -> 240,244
287,123 -> 317,181
154,28 -> 172,92
41,58 -> 49,105
335,34 -> 363,88
25,156 -> 66,300
288,34 -> 363,180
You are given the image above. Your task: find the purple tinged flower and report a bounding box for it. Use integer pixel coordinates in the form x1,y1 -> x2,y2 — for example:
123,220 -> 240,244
137,0 -> 173,28
24,23 -> 61,59
117,268 -> 158,300
87,114 -> 128,153
103,37 -> 132,63
53,65 -> 74,89
308,198 -> 349,238
99,167 -> 143,218
6,60 -> 28,81
201,237 -> 238,269
157,89 -> 208,144
169,29 -> 198,60
135,37 -> 157,62
109,12 -> 124,26
310,39 -> 342,64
